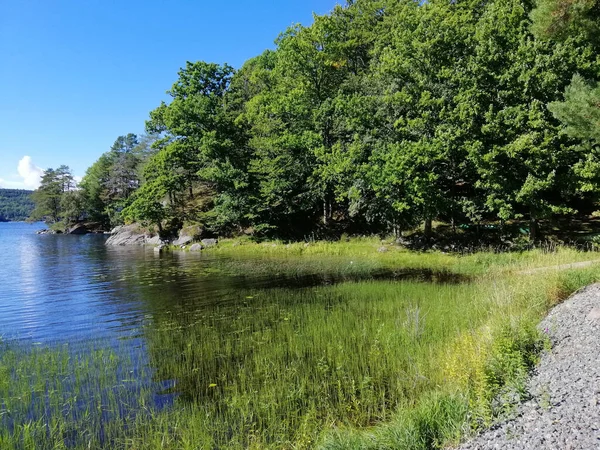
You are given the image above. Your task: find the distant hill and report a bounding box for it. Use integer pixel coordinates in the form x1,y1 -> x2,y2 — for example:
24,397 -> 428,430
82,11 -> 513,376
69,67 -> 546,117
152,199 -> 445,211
0,189 -> 35,222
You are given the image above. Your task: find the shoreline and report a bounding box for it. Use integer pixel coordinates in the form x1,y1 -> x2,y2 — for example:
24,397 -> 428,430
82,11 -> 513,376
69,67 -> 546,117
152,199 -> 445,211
460,284 -> 600,449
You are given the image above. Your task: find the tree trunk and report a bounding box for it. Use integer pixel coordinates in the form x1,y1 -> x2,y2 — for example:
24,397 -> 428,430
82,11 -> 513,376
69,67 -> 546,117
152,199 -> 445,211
323,200 -> 328,226
529,216 -> 539,243
424,218 -> 432,239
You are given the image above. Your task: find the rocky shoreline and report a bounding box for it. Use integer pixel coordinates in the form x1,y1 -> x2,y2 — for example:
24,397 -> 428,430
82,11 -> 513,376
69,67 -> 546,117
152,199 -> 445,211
460,284 -> 600,449
105,224 -> 217,250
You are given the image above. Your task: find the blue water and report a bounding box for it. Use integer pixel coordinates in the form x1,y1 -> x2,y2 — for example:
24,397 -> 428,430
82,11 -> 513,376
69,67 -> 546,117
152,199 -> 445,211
0,222 -> 220,343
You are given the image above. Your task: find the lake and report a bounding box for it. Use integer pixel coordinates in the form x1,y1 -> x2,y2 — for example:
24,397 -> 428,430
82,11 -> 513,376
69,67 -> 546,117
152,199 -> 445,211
0,222 -> 310,344
0,222 -> 225,343
0,222 -> 488,448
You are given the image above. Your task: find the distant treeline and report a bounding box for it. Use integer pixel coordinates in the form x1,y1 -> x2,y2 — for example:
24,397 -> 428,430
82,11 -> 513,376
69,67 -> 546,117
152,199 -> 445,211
0,189 -> 34,222
32,0 -> 600,239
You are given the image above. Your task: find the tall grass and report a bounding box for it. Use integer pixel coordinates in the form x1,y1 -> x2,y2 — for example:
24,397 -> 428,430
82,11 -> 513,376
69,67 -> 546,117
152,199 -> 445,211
205,237 -> 600,276
1,242 -> 600,449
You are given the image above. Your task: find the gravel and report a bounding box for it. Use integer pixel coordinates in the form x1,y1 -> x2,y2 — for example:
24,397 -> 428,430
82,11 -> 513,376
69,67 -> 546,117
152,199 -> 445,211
460,283 -> 600,450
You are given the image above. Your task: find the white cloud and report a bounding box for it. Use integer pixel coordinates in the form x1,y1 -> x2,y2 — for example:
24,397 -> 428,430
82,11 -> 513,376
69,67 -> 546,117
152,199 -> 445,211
0,157 -> 82,190
17,156 -> 44,189
0,177 -> 25,189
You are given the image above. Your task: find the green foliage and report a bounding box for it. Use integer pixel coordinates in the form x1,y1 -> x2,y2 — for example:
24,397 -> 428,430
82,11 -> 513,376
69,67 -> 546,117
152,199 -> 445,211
29,166 -> 75,224
0,189 -> 34,221
77,0 -> 600,240
549,74 -> 600,143
78,133 -> 154,229
531,0 -> 600,42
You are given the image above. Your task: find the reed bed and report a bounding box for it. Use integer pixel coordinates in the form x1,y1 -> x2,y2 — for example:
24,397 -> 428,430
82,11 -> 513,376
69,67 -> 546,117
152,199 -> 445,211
1,242 -> 600,449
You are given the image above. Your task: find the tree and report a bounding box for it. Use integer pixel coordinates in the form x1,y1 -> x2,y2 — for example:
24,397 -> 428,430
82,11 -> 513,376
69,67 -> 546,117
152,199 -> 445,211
79,133 -> 152,228
464,0 -> 595,240
29,166 -> 74,224
531,0 -> 600,41
548,74 -> 600,143
367,0 -> 482,236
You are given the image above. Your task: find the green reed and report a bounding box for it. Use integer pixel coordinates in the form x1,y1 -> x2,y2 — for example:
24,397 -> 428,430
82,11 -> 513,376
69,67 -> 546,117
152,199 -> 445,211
1,243 -> 600,449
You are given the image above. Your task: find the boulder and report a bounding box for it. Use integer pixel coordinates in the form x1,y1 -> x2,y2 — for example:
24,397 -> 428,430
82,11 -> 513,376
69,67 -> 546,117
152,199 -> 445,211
377,246 -> 389,253
173,225 -> 203,246
189,243 -> 203,252
106,224 -> 157,246
67,223 -> 89,235
173,235 -> 194,246
145,235 -> 163,246
396,236 -> 412,247
201,238 -> 218,248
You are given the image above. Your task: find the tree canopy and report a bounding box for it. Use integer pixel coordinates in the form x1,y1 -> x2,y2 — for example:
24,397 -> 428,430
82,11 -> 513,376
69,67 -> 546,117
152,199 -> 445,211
32,0 -> 600,240
0,189 -> 34,222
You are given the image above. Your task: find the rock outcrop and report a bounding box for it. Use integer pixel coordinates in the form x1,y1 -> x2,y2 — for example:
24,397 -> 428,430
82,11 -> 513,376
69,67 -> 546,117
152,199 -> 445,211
173,225 -> 203,246
36,229 -> 62,235
105,224 -> 160,246
67,223 -> 89,235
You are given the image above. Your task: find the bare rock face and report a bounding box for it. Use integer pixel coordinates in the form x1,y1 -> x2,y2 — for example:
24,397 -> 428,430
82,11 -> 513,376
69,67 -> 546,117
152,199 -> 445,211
37,229 -> 60,235
105,224 -> 157,246
145,235 -> 162,246
189,243 -> 203,252
173,225 -> 203,246
173,235 -> 194,246
67,223 -> 89,235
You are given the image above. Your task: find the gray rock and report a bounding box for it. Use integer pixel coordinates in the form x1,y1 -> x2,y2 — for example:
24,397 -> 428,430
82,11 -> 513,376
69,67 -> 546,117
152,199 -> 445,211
67,223 -> 89,235
174,225 -> 203,246
189,243 -> 203,252
145,235 -> 162,246
378,246 -> 389,253
396,236 -> 412,247
36,229 -> 57,235
105,224 -> 158,246
173,235 -> 194,246
201,238 -> 218,248
586,308 -> 600,321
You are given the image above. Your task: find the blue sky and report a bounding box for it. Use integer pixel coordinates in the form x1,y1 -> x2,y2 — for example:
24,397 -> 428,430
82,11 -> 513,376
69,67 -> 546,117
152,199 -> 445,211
0,0 -> 340,189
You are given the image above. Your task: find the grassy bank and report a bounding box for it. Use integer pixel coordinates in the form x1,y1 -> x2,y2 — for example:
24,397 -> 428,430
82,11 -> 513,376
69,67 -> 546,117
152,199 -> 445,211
203,236 -> 600,277
2,243 -> 600,449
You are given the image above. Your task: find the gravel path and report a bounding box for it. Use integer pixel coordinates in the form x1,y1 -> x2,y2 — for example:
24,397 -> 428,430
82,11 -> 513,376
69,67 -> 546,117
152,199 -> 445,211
460,284 -> 600,450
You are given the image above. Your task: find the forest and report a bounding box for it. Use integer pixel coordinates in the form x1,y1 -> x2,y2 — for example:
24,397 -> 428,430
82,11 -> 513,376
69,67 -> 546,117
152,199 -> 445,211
0,189 -> 34,222
31,0 -> 600,241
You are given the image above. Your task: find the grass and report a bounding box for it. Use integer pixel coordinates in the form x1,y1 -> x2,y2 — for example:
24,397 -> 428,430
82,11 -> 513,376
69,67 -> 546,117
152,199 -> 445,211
2,240 -> 600,449
204,236 -> 600,277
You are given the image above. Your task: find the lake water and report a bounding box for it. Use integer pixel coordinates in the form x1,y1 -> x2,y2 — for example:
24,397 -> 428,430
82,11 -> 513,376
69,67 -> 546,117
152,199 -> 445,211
0,222 -> 296,344
0,222 -> 473,447
0,222 -> 207,343
0,223 -> 458,345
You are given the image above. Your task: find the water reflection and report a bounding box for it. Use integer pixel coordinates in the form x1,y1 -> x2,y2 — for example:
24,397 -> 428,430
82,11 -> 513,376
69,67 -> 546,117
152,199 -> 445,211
0,223 -> 468,344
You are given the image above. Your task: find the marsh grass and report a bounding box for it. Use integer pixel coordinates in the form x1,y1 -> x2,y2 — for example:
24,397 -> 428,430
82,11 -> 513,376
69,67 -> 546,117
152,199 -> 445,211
2,241 -> 600,449
206,237 -> 600,276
